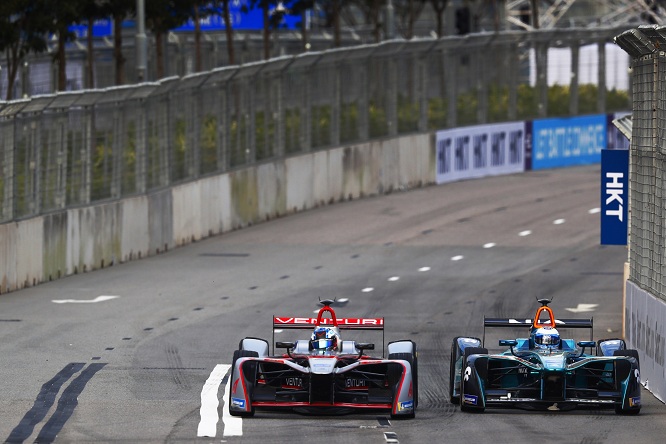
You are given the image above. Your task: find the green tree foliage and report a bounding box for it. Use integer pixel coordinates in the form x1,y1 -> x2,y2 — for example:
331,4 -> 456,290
0,0 -> 51,99
145,0 -> 192,78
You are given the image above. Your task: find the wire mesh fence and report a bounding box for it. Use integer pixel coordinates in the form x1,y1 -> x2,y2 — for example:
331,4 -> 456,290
614,24 -> 666,303
0,27 -> 630,225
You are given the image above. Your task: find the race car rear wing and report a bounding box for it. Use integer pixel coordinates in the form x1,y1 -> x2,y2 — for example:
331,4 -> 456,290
273,317 -> 385,329
483,317 -> 594,345
272,317 -> 385,355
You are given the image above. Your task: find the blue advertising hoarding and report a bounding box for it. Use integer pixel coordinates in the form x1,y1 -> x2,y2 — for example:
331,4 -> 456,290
532,114 -> 606,169
600,149 -> 629,245
69,2 -> 301,38
175,1 -> 301,31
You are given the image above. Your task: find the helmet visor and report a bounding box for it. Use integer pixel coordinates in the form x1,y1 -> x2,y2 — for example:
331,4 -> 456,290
312,338 -> 334,349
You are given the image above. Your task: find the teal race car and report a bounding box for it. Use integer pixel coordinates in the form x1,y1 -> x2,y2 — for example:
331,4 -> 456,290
449,299 -> 641,414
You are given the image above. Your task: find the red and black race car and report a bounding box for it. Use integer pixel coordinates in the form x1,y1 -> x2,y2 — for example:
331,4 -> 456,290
228,299 -> 418,418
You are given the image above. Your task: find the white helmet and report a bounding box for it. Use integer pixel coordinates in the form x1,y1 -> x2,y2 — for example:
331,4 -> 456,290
534,326 -> 560,349
310,326 -> 340,353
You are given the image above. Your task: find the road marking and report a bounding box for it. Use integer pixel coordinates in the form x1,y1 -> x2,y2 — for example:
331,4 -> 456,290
451,255 -> 464,261
197,364 -> 231,437
518,230 -> 532,237
222,366 -> 243,437
388,276 -> 400,282
589,207 -> 601,214
565,303 -> 599,313
362,287 -> 374,293
52,295 -> 119,304
418,267 -> 430,272
483,243 -> 496,249
553,219 -> 565,225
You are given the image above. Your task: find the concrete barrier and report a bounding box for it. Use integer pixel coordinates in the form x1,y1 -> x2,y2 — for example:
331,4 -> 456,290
0,134 -> 434,294
625,280 -> 666,403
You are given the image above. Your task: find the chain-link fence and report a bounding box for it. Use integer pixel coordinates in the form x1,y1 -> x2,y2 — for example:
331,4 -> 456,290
1,27 -> 630,225
615,25 -> 666,302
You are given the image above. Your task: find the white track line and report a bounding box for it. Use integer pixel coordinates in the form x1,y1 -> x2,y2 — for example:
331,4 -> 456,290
222,366 -> 243,437
197,364 -> 233,437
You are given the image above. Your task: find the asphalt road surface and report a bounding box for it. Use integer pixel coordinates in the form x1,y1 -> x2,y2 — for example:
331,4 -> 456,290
1,165 -> 664,443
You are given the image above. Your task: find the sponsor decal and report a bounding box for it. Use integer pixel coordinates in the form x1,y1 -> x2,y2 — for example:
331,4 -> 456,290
601,149 -> 629,245
273,317 -> 384,326
464,366 -> 472,381
463,394 -> 478,406
629,396 -> 641,407
399,400 -> 414,411
284,377 -> 303,388
345,378 -> 368,389
231,397 -> 246,409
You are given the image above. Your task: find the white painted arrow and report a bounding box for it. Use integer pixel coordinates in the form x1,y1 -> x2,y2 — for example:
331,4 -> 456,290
565,303 -> 598,313
52,295 -> 119,304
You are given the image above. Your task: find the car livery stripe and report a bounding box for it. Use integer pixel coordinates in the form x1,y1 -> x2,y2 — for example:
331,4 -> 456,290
392,362 -> 407,415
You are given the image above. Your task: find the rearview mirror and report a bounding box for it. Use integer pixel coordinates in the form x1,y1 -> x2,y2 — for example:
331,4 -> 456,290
499,339 -> 518,347
276,341 -> 295,349
356,343 -> 375,351
577,341 -> 596,349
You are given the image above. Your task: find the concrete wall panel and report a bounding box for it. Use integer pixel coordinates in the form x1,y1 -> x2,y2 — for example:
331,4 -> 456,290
121,196 -> 150,262
379,138 -> 401,193
286,155 -> 314,213
229,168 -> 259,229
199,175 -> 226,238
257,161 -> 287,220
0,222 -> 17,293
16,217 -> 43,289
173,182 -> 203,246
148,190 -> 173,255
43,212 -> 68,281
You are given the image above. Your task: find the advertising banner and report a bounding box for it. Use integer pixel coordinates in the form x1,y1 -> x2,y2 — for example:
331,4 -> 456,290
532,114 -> 606,169
626,281 -> 666,403
600,149 -> 629,245
435,122 -> 526,184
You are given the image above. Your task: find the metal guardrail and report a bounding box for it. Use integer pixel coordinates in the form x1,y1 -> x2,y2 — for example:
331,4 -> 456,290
0,27 -> 629,224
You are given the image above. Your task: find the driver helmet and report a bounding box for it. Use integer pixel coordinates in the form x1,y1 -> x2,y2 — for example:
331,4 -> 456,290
534,326 -> 560,349
310,326 -> 340,353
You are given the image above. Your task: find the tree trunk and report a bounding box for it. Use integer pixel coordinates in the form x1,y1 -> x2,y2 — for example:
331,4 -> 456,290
263,4 -> 270,60
333,0 -> 340,47
5,47 -> 20,100
195,6 -> 202,72
57,30 -> 67,92
87,19 -> 94,88
114,15 -> 126,85
223,0 -> 235,65
156,31 -> 164,79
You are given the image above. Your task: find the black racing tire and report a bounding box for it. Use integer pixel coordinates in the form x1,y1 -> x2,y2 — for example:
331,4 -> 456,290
228,350 -> 258,417
615,404 -> 641,415
614,349 -> 640,368
389,350 -> 418,412
460,347 -> 488,413
449,338 -> 462,404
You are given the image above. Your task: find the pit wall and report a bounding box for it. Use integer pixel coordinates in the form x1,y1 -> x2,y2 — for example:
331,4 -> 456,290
0,135 -> 434,293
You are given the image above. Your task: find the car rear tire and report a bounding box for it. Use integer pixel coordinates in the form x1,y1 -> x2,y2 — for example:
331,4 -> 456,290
228,350 -> 258,417
449,337 -> 462,404
388,351 -> 417,418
